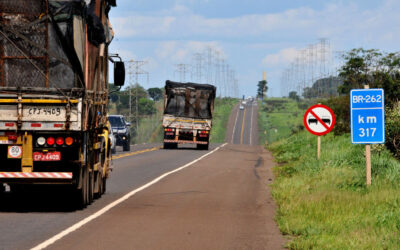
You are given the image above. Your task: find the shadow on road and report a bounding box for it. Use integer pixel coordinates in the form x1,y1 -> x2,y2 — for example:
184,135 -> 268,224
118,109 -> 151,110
0,187 -> 82,213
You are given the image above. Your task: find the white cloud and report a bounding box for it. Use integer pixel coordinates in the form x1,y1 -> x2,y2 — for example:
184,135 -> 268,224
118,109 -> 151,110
262,48 -> 299,67
154,40 -> 226,63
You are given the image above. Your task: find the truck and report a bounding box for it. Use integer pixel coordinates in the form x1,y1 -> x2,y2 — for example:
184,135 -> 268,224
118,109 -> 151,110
162,80 -> 216,150
0,0 -> 125,208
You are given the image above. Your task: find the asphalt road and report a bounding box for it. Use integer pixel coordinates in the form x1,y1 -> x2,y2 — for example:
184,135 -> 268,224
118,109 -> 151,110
231,100 -> 259,145
0,99 -> 284,250
0,144 -> 221,250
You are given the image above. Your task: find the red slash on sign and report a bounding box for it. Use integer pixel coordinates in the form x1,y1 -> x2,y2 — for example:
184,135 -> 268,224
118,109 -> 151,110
304,104 -> 335,136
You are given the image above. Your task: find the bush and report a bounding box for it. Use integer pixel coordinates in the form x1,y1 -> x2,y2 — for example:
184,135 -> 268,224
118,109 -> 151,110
323,96 -> 350,135
385,102 -> 400,158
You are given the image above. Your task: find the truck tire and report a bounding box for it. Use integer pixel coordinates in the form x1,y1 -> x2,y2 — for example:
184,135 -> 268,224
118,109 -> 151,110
75,167 -> 88,209
123,141 -> 130,151
197,143 -> 209,150
164,142 -> 177,149
94,171 -> 103,199
102,177 -> 107,194
88,171 -> 94,204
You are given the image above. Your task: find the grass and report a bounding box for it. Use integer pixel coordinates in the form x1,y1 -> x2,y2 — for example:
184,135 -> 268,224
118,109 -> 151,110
210,97 -> 238,143
269,131 -> 400,249
258,98 -> 311,145
135,101 -> 164,144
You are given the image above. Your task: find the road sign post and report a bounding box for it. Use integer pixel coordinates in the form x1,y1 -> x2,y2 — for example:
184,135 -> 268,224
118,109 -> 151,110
350,87 -> 385,186
304,104 -> 335,159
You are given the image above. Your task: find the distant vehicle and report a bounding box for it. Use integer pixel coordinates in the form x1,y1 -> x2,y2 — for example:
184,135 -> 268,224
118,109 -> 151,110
241,101 -> 246,105
162,80 -> 216,150
240,105 -> 244,110
108,115 -> 131,152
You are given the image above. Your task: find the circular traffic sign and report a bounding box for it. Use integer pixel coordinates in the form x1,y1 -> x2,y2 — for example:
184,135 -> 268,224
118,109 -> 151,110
303,104 -> 335,136
8,145 -> 22,159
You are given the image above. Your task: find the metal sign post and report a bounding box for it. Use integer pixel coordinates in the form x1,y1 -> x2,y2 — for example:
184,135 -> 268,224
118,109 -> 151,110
350,87 -> 385,186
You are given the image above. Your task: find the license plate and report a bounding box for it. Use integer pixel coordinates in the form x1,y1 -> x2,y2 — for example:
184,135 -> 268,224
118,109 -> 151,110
26,107 -> 62,117
33,152 -> 61,161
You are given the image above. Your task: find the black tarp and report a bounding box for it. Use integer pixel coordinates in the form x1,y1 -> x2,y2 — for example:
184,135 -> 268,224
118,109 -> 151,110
164,80 -> 216,119
0,0 -> 113,90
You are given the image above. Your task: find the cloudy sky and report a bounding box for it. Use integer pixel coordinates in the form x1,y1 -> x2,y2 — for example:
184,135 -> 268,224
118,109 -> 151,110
108,0 -> 400,97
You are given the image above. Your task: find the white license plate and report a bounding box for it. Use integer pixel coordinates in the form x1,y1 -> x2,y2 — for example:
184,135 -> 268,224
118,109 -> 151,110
24,106 -> 64,119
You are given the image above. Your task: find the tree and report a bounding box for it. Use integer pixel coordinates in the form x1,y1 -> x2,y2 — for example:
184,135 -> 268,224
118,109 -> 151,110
138,98 -> 156,115
302,77 -> 343,99
257,80 -> 268,99
147,87 -> 163,101
288,91 -> 300,101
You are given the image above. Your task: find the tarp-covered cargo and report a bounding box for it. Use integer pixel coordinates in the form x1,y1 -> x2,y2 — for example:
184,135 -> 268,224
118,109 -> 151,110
0,0 -> 115,92
164,80 -> 216,119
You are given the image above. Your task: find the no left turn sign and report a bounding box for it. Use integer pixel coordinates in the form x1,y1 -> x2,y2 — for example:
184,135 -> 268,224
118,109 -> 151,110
304,104 -> 335,136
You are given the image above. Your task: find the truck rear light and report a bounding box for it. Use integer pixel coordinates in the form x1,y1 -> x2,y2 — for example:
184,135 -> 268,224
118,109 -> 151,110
31,123 -> 41,128
65,137 -> 73,146
56,137 -> 64,145
8,135 -> 17,141
47,137 -> 55,146
164,128 -> 174,132
54,124 -> 64,128
37,137 -> 46,146
5,122 -> 14,127
200,130 -> 209,134
5,132 -> 17,141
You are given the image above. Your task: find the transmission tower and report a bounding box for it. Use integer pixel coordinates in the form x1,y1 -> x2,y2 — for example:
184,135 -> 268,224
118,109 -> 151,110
174,64 -> 191,82
193,53 -> 204,82
128,60 -> 149,134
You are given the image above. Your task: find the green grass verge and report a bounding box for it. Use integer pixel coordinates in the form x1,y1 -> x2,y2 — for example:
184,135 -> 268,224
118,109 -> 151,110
269,131 -> 400,249
210,97 -> 238,143
258,98 -> 310,145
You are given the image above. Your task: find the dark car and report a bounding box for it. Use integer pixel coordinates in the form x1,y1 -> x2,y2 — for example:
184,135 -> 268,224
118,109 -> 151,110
108,115 -> 131,151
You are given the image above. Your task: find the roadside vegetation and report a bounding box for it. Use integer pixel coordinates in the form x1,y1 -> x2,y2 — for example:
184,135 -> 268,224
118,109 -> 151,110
210,98 -> 238,143
270,131 -> 400,248
265,48 -> 400,248
258,98 -> 311,145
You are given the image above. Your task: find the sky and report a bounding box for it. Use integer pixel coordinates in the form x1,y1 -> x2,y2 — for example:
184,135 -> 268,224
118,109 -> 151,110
108,0 -> 400,97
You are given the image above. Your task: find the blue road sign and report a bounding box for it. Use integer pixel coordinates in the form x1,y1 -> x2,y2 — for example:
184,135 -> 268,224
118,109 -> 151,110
350,89 -> 385,144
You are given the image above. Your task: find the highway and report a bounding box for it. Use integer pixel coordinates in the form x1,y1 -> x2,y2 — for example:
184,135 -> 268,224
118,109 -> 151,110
230,100 -> 259,145
0,100 -> 284,250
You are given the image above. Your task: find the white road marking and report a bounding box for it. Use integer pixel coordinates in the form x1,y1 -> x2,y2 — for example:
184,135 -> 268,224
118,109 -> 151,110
31,143 -> 228,250
231,104 -> 240,144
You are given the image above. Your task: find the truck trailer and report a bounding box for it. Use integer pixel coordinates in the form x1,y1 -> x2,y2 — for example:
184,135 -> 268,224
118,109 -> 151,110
0,0 -> 125,208
162,80 -> 216,150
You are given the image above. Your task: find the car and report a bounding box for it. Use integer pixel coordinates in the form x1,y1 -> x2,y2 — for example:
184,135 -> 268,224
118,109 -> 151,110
241,100 -> 246,105
239,105 -> 244,110
108,115 -> 131,151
